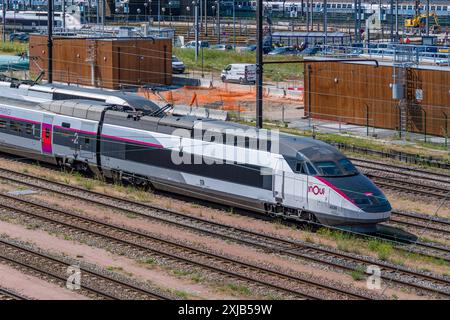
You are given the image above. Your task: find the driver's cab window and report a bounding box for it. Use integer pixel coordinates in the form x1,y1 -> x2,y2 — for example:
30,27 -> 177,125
295,162 -> 307,174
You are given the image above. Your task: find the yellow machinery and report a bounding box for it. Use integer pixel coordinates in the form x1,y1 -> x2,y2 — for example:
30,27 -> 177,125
404,0 -> 441,33
405,13 -> 440,30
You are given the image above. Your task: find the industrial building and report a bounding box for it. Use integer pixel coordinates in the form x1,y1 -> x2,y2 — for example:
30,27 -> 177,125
29,34 -> 172,89
304,58 -> 450,137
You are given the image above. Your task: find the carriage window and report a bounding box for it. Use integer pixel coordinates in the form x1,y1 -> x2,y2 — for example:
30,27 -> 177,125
10,121 -> 22,133
25,123 -> 33,135
84,137 -> 90,145
62,122 -> 71,128
0,119 -> 6,129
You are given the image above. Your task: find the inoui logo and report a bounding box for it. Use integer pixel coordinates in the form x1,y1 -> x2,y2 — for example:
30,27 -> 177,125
308,185 -> 325,195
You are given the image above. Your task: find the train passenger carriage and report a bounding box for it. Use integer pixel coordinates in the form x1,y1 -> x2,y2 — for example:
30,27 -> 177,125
0,84 -> 391,232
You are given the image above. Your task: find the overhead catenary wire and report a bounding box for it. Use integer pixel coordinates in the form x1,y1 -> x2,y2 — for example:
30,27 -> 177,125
28,41 -> 450,90
5,62 -> 450,125
27,47 -> 450,98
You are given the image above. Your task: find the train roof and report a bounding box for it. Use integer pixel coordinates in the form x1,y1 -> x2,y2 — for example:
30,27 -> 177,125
0,82 -> 161,114
278,133 -> 344,161
0,84 -> 345,163
36,83 -> 161,114
0,96 -> 44,110
153,114 -> 345,161
39,99 -> 110,121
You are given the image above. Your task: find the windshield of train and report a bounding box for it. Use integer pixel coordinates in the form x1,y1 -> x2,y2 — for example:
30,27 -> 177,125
313,159 -> 358,177
338,159 -> 358,175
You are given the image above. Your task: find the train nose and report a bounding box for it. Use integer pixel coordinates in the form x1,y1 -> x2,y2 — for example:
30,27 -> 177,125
321,174 -> 392,213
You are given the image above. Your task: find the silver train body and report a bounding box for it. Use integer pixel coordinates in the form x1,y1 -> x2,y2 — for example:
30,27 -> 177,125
0,7 -> 83,31
0,83 -> 391,231
224,1 -> 450,18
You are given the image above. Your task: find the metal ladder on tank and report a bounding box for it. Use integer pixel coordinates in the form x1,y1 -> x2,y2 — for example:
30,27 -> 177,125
393,45 -> 416,141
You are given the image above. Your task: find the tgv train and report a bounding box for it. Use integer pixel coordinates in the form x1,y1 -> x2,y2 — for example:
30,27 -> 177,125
0,82 -> 391,231
223,1 -> 450,18
0,6 -> 83,31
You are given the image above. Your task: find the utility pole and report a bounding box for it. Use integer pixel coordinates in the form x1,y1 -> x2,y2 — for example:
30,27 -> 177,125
426,0 -> 430,36
204,0 -> 207,36
233,0 -> 236,48
48,0 -> 53,83
194,0 -> 199,61
2,0 -> 6,43
217,0 -> 220,44
306,0 -> 309,31
354,0 -> 358,42
199,0 -> 201,28
354,0 -> 361,43
390,0 -> 393,42
158,0 -> 161,31
62,0 -> 66,29
395,0 -> 399,40
96,0 -> 99,25
324,0 -> 327,43
256,0 -> 263,129
102,0 -> 105,29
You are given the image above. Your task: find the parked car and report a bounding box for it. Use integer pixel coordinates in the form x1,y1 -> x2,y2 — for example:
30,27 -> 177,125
220,63 -> 256,84
9,32 -> 29,42
267,46 -> 301,55
172,55 -> 185,74
436,59 -> 450,66
240,44 -> 257,52
211,44 -> 233,51
300,46 -> 321,56
182,40 -> 210,49
350,48 -> 364,56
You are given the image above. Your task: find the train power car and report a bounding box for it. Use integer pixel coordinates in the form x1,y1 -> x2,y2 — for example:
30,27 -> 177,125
0,84 -> 391,231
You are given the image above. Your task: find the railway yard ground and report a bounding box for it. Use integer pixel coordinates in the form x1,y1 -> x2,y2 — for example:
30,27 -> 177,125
1,63 -> 449,302
0,143 -> 448,300
1,9 -> 450,305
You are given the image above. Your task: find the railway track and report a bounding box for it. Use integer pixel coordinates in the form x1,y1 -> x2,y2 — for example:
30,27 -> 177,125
350,157 -> 450,184
0,192 -> 367,300
352,157 -> 450,236
366,174 -> 449,200
0,287 -> 27,300
0,168 -> 448,297
351,157 -> 450,201
389,210 -> 450,236
0,239 -> 169,300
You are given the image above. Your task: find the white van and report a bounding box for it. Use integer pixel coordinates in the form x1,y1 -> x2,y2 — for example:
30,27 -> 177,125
220,63 -> 256,84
